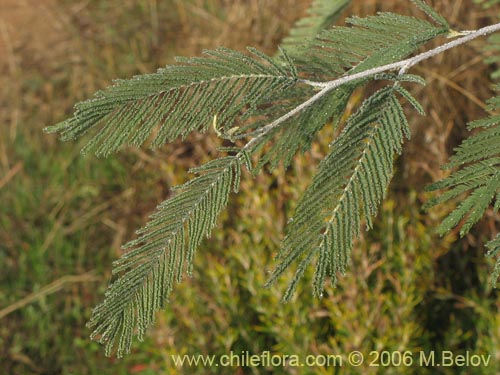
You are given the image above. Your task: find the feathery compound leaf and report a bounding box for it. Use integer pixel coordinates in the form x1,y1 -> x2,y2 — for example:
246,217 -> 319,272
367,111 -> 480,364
280,0 -> 350,56
426,92 -> 500,287
471,1 -> 500,86
243,10 -> 445,172
411,0 -> 449,28
478,0 -> 500,80
267,85 -> 420,300
297,11 -> 448,78
301,11 -> 448,79
426,93 -> 500,235
44,48 -> 297,156
254,86 -> 353,171
252,15 -> 438,168
484,33 -> 500,80
87,155 -> 241,357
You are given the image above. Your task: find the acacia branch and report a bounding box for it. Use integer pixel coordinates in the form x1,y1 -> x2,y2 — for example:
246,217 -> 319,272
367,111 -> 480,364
242,22 -> 500,149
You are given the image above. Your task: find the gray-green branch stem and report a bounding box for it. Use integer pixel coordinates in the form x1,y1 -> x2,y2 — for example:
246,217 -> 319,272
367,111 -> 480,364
242,22 -> 500,151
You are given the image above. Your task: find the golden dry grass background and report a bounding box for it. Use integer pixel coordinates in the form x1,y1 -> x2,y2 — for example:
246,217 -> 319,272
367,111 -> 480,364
2,0 -> 500,374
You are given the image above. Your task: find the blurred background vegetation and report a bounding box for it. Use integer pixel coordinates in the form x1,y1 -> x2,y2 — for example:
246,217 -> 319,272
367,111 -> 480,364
1,0 -> 500,373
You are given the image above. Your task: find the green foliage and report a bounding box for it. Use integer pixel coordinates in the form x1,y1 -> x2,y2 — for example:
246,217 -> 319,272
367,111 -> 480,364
485,32 -> 500,80
87,155 -> 242,356
251,87 -> 352,171
301,11 -> 448,78
266,84 -> 422,300
426,93 -> 500,287
280,0 -> 350,56
45,48 -> 298,157
410,0 -> 449,29
477,0 -> 500,79
43,0 -> 500,359
249,10 -> 448,171
167,193 -> 484,375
